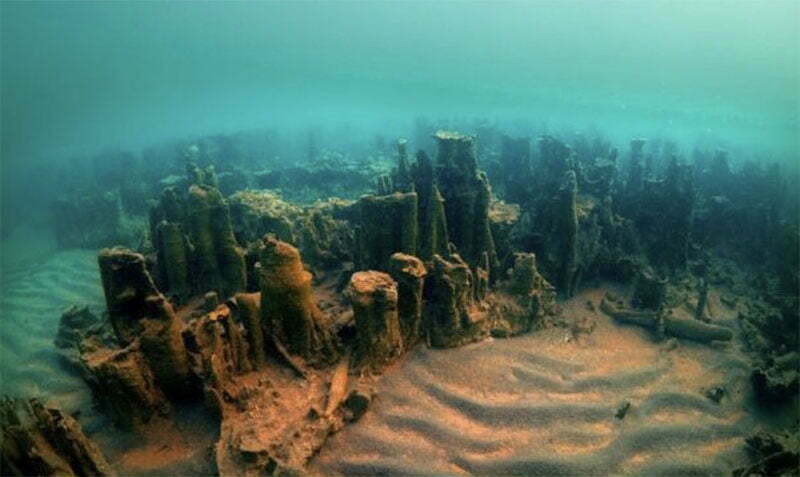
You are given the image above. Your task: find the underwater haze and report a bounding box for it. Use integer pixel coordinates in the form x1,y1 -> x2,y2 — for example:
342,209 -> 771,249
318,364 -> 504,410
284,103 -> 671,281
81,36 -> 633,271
2,2 -> 800,475
2,0 -> 799,227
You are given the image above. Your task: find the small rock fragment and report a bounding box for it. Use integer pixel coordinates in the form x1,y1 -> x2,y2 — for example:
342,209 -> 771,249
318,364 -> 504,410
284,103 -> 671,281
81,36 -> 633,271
615,401 -> 631,420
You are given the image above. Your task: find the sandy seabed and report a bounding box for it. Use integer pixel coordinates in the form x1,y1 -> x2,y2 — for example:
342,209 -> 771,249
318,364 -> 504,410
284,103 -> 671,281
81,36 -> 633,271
312,287 -> 756,476
1,246 -> 103,412
0,232 -> 760,475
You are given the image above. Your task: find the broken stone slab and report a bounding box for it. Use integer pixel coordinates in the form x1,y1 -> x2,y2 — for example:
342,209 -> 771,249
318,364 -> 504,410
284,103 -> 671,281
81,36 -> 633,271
324,355 -> 350,417
600,299 -> 732,344
183,303 -> 253,415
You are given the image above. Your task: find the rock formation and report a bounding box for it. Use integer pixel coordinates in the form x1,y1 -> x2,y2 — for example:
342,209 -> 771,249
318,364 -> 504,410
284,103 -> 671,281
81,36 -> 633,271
184,184 -> 247,298
513,135 -> 642,295
424,254 -> 490,348
33,122 -> 800,476
257,237 -> 338,364
411,150 -> 450,262
80,339 -> 171,428
149,176 -> 247,301
354,192 -> 418,271
97,247 -> 193,399
433,130 -> 498,271
234,292 -> 267,369
0,397 -> 113,477
497,135 -> 532,206
54,305 -> 104,373
229,190 -> 355,273
388,253 -> 427,346
490,252 -> 557,336
347,271 -> 403,369
353,131 -> 498,282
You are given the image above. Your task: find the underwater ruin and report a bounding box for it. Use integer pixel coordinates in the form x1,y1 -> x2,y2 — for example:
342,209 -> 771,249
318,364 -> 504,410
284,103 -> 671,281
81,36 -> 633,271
1,2 -> 798,476
2,126 -> 798,476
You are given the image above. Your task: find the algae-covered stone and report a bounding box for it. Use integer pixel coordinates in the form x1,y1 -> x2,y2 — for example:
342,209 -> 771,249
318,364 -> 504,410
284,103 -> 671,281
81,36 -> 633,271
80,340 -> 170,429
186,184 -> 247,299
424,254 -> 490,348
258,237 -> 338,364
388,253 -> 427,347
0,397 -> 113,476
355,192 -> 418,271
347,271 -> 403,369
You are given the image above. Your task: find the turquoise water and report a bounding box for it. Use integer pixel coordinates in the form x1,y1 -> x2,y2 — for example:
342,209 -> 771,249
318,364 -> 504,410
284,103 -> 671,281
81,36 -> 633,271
2,1 -> 798,225
0,4 -> 797,473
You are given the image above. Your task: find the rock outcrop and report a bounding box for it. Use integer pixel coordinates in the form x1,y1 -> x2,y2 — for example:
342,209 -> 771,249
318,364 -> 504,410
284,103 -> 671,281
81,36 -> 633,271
257,237 -> 338,365
355,192 -> 418,271
80,339 -> 171,428
433,130 -> 498,271
97,247 -> 193,399
490,253 -> 557,336
0,397 -> 113,477
424,254 -> 491,348
149,176 -> 247,301
388,253 -> 427,347
347,271 -> 403,370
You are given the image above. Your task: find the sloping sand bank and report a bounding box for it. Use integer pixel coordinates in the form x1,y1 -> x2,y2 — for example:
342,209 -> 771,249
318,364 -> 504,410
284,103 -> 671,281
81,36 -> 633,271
312,286 -> 755,476
0,246 -> 103,416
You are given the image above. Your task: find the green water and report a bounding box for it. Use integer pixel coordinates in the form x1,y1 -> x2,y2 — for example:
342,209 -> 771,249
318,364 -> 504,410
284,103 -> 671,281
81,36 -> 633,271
3,4 -> 798,147
1,1 -> 798,226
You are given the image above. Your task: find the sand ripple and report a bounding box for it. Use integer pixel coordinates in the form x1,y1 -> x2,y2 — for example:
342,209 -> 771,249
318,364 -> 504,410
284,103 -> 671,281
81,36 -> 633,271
0,249 -> 103,416
312,289 -> 754,476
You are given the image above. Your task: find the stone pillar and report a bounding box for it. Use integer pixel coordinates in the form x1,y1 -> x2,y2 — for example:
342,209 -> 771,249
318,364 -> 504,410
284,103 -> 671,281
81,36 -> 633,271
80,341 -> 170,429
347,271 -> 403,369
355,192 -> 418,271
413,150 -> 450,261
97,247 -> 192,399
433,130 -> 497,270
388,253 -> 427,347
258,237 -> 337,364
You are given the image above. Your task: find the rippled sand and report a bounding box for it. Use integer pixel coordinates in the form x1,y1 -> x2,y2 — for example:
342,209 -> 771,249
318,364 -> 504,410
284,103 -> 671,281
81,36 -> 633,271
312,287 -> 755,476
0,243 -> 103,419
0,236 -> 757,475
